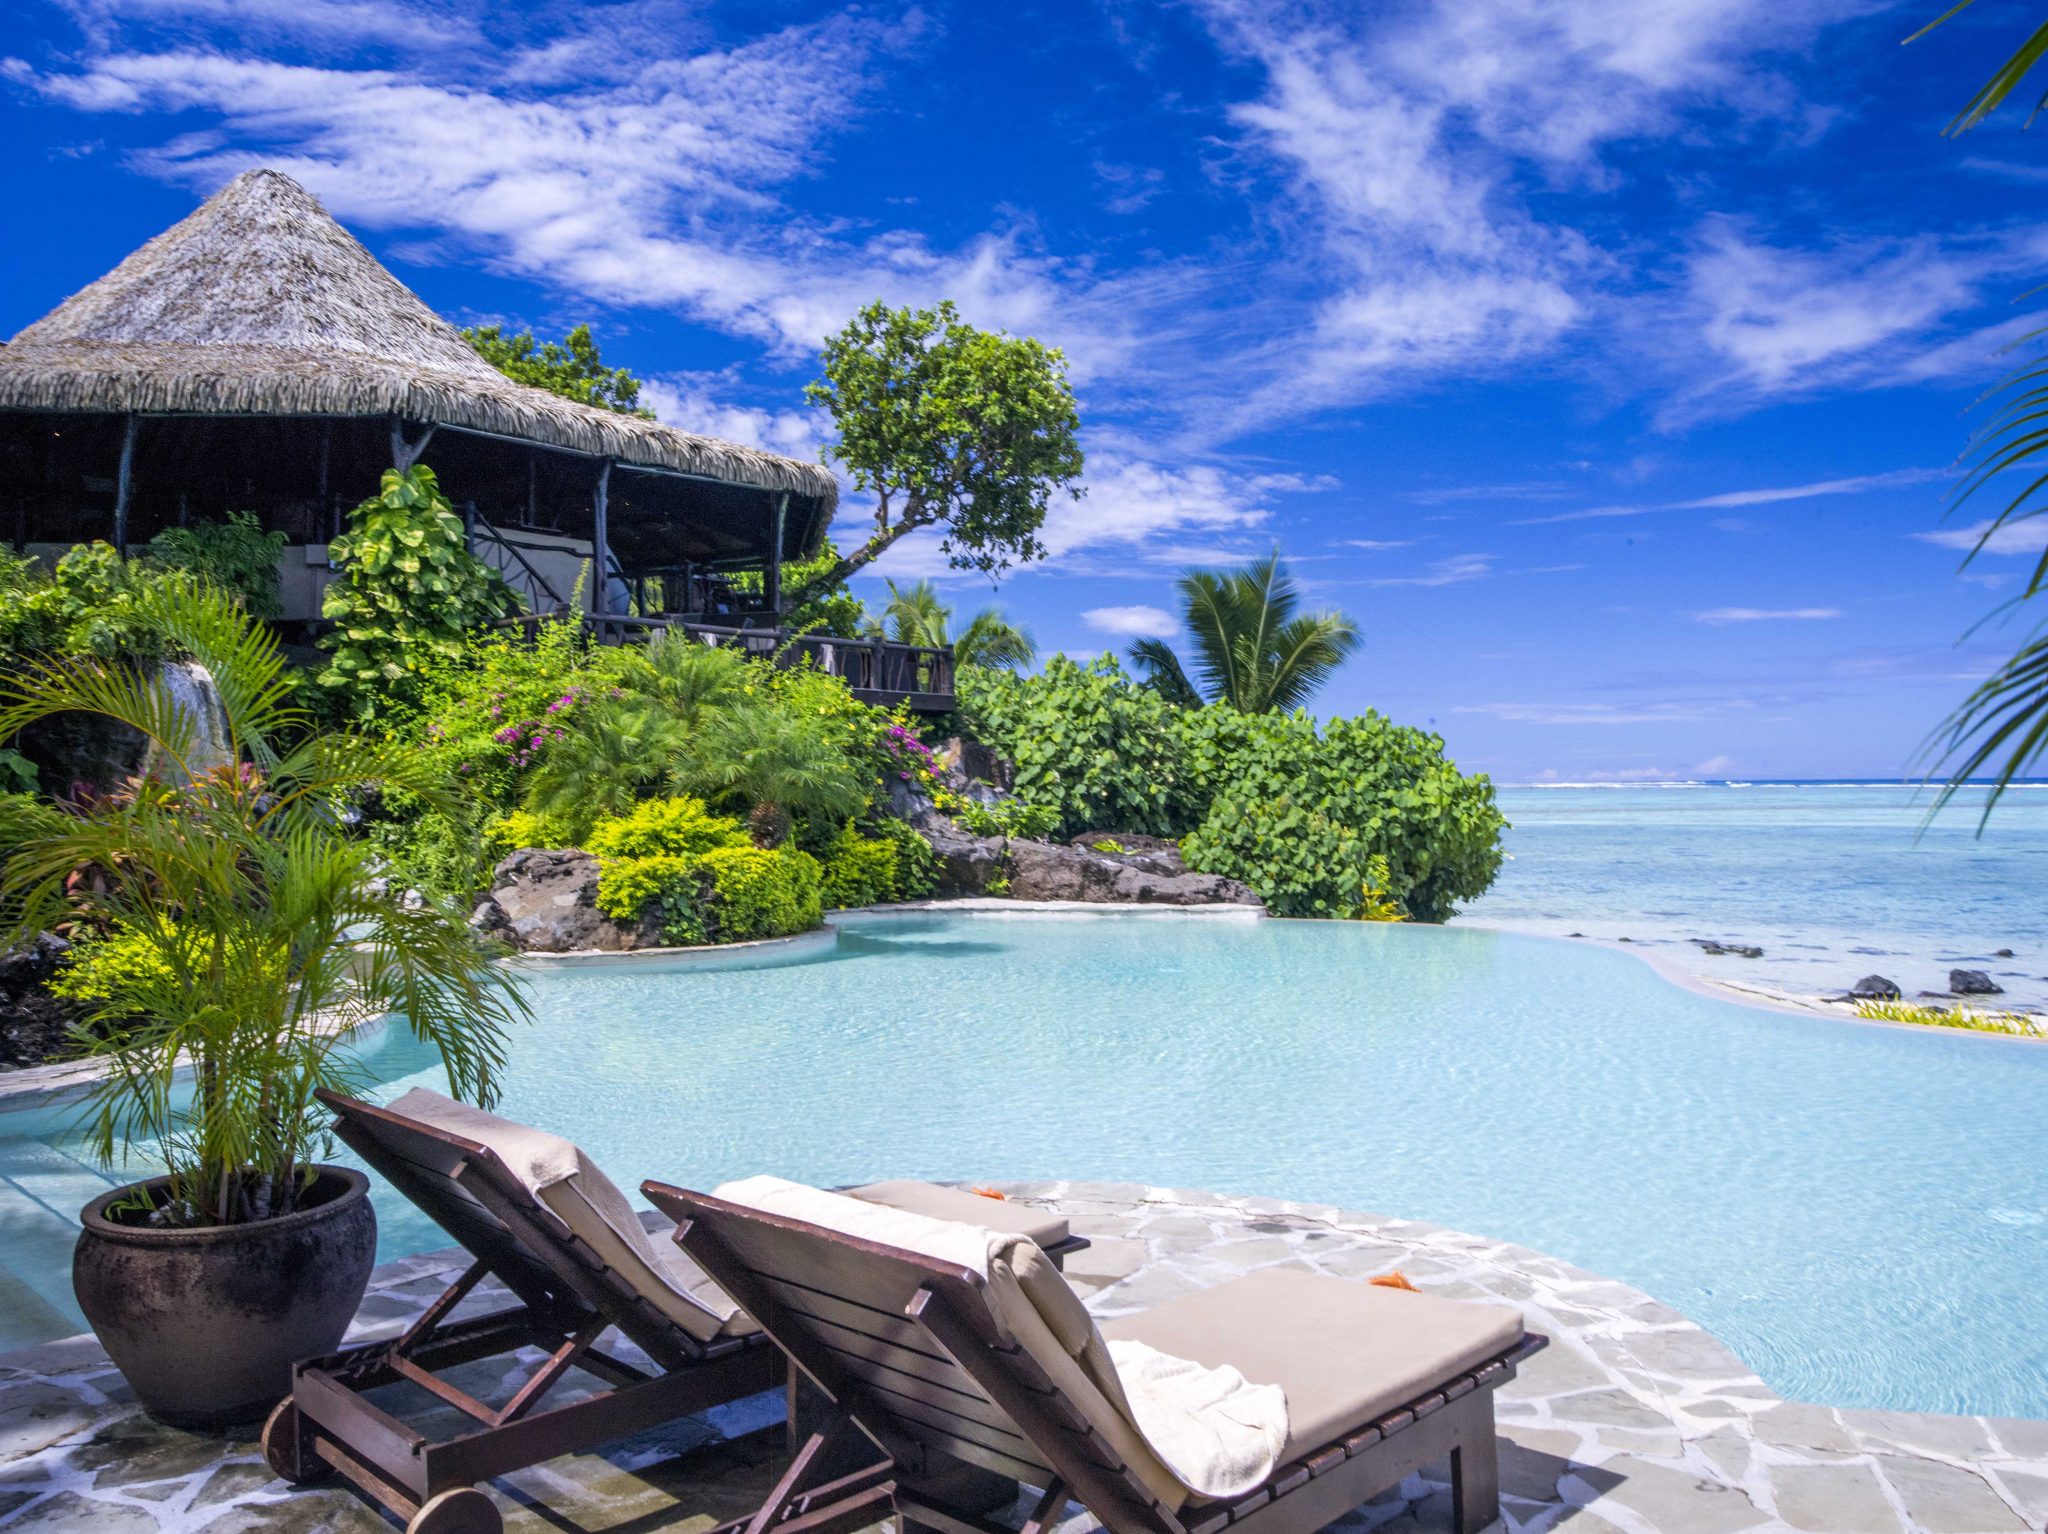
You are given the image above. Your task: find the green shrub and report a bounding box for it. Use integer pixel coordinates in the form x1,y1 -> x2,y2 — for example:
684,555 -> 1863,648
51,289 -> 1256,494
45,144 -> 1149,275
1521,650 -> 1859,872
48,924 -> 183,1005
818,823 -> 900,908
959,658 -> 1505,921
698,846 -> 823,940
586,797 -> 751,861
319,466 -> 521,721
1177,708 -> 1504,922
145,512 -> 286,617
595,853 -> 709,945
951,798 -> 1062,840
0,543 -> 177,667
871,816 -> 939,899
957,656 -> 1190,837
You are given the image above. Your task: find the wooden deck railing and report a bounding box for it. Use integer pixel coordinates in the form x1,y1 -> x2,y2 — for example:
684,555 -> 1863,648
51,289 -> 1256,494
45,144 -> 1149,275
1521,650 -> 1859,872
574,614 -> 956,712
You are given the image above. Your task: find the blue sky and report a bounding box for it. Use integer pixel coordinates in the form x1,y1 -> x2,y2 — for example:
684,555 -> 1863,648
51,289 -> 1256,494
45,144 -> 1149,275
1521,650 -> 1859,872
5,0 -> 2047,782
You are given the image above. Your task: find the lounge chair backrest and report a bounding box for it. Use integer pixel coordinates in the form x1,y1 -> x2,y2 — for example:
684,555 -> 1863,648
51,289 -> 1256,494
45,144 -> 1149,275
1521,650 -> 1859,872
320,1089 -> 711,1371
644,1181 -> 1185,1534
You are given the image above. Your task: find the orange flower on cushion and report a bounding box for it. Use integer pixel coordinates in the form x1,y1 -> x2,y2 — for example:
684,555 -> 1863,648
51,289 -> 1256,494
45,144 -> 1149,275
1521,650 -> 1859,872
970,1186 -> 1008,1201
1370,1271 -> 1420,1292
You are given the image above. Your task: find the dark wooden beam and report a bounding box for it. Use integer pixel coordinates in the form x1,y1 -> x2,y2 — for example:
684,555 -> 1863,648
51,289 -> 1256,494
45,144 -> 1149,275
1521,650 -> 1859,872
113,413 -> 138,557
593,458 -> 614,614
766,491 -> 788,615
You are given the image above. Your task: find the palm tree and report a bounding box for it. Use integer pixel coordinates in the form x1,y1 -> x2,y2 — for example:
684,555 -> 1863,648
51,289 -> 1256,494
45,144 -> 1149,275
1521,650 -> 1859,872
1908,4 -> 2048,817
522,696 -> 686,843
0,580 -> 523,1226
880,579 -> 1036,671
672,704 -> 866,846
1126,554 -> 1361,713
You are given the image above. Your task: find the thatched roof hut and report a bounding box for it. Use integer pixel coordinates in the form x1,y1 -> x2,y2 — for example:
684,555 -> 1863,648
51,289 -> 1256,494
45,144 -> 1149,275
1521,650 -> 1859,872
0,169 -> 834,622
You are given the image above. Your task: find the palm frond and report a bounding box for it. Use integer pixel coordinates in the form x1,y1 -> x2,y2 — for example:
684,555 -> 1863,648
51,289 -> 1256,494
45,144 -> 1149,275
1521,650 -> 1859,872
1125,638 -> 1203,706
1907,1 -> 2048,135
956,609 -> 1035,670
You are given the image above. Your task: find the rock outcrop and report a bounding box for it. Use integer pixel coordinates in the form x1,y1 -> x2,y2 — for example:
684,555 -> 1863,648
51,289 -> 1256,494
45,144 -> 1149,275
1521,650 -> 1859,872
1849,974 -> 1902,1001
0,932 -> 85,1070
1692,939 -> 1764,959
1950,968 -> 2003,996
1005,838 -> 1261,907
922,818 -> 1007,896
470,849 -> 663,953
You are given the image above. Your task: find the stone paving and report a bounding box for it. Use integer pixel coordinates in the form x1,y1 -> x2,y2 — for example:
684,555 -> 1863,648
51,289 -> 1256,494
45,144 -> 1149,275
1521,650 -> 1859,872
0,1181 -> 2040,1534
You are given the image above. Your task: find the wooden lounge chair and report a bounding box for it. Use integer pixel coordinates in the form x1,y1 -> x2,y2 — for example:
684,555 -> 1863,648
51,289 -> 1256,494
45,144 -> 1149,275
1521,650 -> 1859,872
640,1180 -> 1548,1534
263,1091 -> 1086,1534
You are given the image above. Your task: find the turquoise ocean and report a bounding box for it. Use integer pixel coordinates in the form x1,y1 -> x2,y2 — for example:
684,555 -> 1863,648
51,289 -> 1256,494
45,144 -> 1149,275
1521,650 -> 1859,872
1457,782 -> 2048,1012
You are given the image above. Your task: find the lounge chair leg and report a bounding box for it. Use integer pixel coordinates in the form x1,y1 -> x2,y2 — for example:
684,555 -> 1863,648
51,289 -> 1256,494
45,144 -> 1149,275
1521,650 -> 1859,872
1451,1428 -> 1500,1534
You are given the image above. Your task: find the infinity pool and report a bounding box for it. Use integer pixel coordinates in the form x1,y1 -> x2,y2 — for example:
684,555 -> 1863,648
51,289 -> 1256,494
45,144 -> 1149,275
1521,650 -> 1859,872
5,911 -> 2045,1417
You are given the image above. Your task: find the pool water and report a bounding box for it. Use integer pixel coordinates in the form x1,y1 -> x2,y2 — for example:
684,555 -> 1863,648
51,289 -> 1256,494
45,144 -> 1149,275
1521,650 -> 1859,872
4,911 -> 2045,1418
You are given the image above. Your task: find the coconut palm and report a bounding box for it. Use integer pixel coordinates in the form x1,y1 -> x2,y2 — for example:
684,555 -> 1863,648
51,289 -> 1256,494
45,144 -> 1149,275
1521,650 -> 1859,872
672,703 -> 866,846
1126,554 -> 1361,714
880,579 -> 1036,671
0,580 -> 524,1226
1907,3 -> 2048,818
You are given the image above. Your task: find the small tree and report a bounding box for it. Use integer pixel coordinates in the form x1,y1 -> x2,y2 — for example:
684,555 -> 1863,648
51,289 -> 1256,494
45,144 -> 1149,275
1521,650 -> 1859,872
798,301 -> 1084,595
464,323 -> 652,417
319,467 -> 521,721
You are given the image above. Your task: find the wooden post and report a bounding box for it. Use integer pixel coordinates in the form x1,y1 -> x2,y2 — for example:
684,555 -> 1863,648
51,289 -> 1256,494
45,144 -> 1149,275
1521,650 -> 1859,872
765,491 -> 788,618
592,458 -> 613,615
113,414 -> 138,557
390,418 -> 436,473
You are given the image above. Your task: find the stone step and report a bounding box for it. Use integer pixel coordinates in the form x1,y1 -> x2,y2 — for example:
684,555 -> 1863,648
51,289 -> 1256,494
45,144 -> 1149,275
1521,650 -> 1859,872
0,1137 -> 118,1351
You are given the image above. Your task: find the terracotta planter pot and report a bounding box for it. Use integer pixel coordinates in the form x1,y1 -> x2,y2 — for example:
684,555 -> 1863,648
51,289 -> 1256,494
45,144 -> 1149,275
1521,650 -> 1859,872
73,1166 -> 377,1429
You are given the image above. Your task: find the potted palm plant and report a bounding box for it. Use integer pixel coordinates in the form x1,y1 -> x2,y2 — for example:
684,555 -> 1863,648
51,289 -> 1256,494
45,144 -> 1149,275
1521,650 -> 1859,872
0,580 -> 526,1428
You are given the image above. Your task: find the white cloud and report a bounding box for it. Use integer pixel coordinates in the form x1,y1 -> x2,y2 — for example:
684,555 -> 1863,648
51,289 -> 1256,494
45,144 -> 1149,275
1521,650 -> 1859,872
1915,518 -> 2048,557
1370,552 -> 1496,587
1082,605 -> 1179,639
1454,700 -> 1719,725
1669,223 -> 2048,415
639,373 -> 826,460
1338,538 -> 1417,551
1692,606 -> 1842,624
1514,468 -> 1946,526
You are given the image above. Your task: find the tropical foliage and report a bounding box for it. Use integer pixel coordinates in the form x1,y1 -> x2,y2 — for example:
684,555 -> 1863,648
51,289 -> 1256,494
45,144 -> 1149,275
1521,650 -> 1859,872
1911,3 -> 2048,817
0,543 -> 178,668
1128,554 -> 1361,713
959,655 -> 1505,921
0,581 -> 525,1226
145,512 -> 287,618
318,466 -> 521,722
798,299 -> 1084,593
464,322 -> 652,416
882,579 -> 1036,671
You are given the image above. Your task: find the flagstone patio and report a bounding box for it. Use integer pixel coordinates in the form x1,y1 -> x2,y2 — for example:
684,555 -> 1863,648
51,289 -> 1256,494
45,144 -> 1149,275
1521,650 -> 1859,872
0,1182 -> 2040,1534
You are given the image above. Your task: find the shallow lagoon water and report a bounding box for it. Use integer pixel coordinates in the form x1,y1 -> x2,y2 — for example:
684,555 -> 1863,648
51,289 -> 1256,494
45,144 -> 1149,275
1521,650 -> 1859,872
1462,782 -> 2048,1008
354,912 -> 2044,1419
6,910 -> 2044,1418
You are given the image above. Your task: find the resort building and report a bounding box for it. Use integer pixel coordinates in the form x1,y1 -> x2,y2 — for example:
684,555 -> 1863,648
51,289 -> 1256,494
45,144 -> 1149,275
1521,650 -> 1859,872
0,169 -> 953,709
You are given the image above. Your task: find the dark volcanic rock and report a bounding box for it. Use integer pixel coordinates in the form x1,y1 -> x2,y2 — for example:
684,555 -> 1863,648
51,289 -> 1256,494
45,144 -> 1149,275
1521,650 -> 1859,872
921,819 -> 1007,896
0,932 -> 85,1071
470,848 -> 664,953
1949,968 -> 2004,996
1692,939 -> 1764,959
1850,974 -> 1903,1001
1067,832 -> 1187,878
934,736 -> 1013,798
1994,948 -> 2016,958
1005,839 -> 1261,907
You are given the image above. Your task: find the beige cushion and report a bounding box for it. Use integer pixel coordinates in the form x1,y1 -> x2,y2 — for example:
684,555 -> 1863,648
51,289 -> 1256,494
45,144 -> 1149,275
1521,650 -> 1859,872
1102,1268 -> 1522,1461
847,1180 -> 1071,1251
384,1089 -> 743,1342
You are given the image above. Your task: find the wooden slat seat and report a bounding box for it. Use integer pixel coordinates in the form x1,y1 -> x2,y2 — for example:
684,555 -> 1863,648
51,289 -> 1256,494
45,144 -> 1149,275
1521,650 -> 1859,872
642,1180 -> 1547,1534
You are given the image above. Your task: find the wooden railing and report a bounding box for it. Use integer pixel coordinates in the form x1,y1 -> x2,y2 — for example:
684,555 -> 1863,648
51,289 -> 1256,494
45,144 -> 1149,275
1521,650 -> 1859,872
575,614 -> 956,711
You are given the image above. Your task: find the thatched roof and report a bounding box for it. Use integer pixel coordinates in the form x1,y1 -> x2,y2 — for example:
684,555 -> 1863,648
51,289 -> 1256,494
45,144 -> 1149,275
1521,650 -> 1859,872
0,169 -> 836,516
